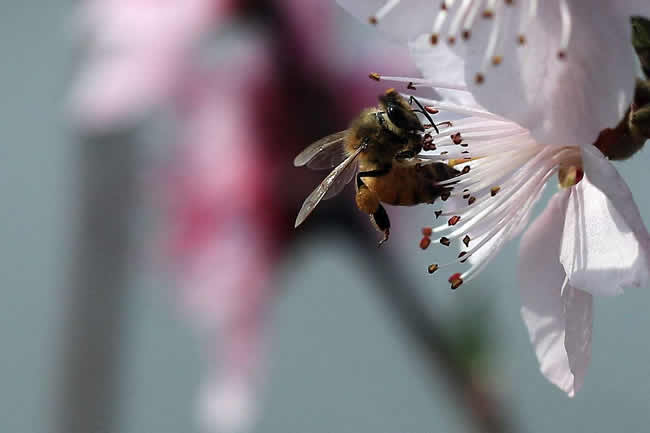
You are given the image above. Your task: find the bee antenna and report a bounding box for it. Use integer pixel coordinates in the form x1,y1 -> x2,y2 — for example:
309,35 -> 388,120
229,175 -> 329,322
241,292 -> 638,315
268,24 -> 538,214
409,96 -> 440,134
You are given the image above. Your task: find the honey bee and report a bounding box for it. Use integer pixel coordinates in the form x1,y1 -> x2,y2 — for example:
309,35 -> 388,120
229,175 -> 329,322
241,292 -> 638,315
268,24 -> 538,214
294,88 -> 460,246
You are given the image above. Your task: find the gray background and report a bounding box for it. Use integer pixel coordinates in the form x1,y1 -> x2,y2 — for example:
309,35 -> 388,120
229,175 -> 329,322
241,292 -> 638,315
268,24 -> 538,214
1,2 -> 649,433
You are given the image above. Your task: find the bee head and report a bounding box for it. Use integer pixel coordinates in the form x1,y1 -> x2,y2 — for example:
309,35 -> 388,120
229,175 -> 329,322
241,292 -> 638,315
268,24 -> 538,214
379,88 -> 424,133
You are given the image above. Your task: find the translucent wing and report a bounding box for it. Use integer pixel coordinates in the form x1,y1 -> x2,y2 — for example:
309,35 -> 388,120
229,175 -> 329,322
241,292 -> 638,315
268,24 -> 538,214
293,130 -> 347,169
323,160 -> 358,200
294,146 -> 362,228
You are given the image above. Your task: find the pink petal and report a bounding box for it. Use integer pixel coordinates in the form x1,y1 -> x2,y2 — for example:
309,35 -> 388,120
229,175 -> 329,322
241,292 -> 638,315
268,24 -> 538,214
560,146 -> 650,296
519,190 -> 592,396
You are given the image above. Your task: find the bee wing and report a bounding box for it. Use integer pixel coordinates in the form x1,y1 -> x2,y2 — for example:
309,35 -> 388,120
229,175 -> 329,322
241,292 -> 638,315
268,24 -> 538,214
323,159 -> 358,200
293,130 -> 348,169
294,146 -> 362,228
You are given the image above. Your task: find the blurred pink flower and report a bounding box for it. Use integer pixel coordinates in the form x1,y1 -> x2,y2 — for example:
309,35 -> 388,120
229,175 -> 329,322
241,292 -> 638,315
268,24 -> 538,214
70,0 -> 420,431
69,0 -> 233,130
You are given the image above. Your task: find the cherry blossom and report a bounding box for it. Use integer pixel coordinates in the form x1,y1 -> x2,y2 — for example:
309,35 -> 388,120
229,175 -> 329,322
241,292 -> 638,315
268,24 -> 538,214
337,0 -> 650,395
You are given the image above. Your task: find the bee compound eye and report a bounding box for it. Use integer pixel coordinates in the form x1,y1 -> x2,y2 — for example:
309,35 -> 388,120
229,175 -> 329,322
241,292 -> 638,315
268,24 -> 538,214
386,103 -> 423,132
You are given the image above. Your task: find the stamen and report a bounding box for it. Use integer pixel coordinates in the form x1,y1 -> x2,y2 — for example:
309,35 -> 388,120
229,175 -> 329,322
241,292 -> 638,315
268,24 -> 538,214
517,0 -> 537,44
462,0 -> 483,40
479,0 -> 503,80
483,0 -> 497,18
557,0 -> 571,59
448,0 -> 473,44
379,76 -> 470,92
418,98 -> 506,120
431,2 -> 452,45
460,168 -> 555,283
369,0 -> 401,25
428,264 -> 439,274
449,273 -> 463,289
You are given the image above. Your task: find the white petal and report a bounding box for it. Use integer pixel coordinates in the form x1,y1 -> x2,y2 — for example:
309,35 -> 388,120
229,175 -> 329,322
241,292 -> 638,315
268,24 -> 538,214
336,0 -> 434,43
408,34 -> 480,108
562,285 -> 593,395
519,190 -> 592,396
395,1 -> 640,147
560,147 -> 650,296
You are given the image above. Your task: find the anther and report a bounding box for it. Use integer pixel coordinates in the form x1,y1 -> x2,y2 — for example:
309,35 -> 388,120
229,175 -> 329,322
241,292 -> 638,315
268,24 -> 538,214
420,236 -> 432,250
425,106 -> 439,114
423,142 -> 437,151
448,215 -> 461,226
463,235 -> 471,247
458,251 -> 468,263
557,50 -> 567,60
449,273 -> 463,290
492,55 -> 503,66
441,191 -> 451,201
463,192 -> 470,199
491,186 -> 501,196
428,264 -> 439,274
440,237 -> 451,246
461,150 -> 469,154
462,166 -> 471,174
369,72 -> 381,81
447,36 -> 456,45
468,196 -> 476,205
482,9 -> 494,18
369,16 -> 378,25
407,82 -> 416,90
517,34 -> 526,45
441,151 -> 449,156
462,30 -> 471,40
475,73 -> 485,84
434,210 -> 443,219
451,132 -> 462,144
422,227 -> 433,237
431,34 -> 439,45
460,143 -> 469,147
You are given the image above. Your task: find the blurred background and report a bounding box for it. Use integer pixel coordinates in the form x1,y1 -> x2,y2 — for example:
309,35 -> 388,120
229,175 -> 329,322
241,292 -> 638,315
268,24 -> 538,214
2,1 -> 650,433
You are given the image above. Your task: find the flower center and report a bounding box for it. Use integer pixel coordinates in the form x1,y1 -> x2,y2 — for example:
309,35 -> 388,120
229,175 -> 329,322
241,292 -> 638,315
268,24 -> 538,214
391,90 -> 583,289
558,164 -> 584,188
369,0 -> 572,84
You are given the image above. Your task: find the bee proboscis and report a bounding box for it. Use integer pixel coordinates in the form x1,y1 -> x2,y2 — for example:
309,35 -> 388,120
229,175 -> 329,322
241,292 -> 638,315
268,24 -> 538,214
294,89 -> 459,246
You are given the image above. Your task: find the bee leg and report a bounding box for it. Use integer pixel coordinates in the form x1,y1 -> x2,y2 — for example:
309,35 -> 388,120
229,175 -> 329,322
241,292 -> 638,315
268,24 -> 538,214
395,149 -> 416,160
371,204 -> 391,247
356,167 -> 391,246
